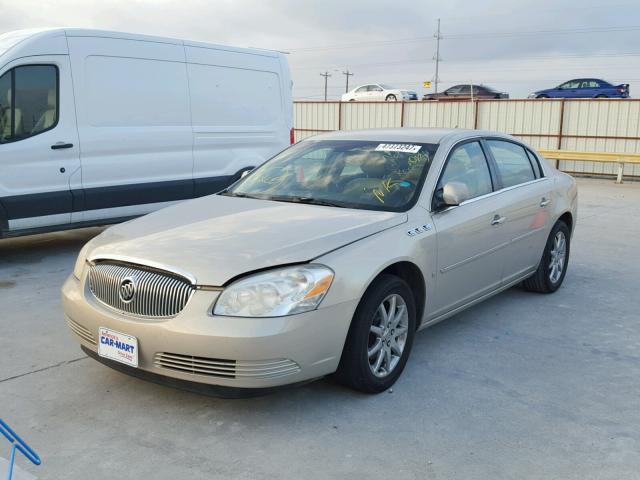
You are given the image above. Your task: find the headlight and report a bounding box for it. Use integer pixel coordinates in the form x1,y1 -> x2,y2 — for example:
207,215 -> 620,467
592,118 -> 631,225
72,242 -> 91,280
213,265 -> 334,317
528,93 -> 537,98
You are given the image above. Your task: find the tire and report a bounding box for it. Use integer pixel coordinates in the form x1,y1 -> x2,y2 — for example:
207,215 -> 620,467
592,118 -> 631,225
335,274 -> 416,393
349,99 -> 355,102
595,94 -> 607,98
536,94 -> 549,99
523,220 -> 570,293
385,94 -> 397,101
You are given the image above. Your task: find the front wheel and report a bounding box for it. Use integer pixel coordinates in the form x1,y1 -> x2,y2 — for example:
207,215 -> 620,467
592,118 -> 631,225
335,274 -> 416,393
523,220 -> 570,293
595,94 -> 608,98
385,94 -> 397,101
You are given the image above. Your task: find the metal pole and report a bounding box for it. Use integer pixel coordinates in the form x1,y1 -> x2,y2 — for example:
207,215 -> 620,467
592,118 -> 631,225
434,18 -> 441,94
342,70 -> 354,93
320,71 -> 331,101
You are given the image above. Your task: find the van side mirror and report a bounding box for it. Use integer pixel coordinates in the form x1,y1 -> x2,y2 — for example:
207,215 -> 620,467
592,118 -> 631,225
434,182 -> 470,210
241,168 -> 254,178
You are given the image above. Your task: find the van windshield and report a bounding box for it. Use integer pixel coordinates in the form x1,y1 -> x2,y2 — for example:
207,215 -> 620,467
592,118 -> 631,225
224,140 -> 439,212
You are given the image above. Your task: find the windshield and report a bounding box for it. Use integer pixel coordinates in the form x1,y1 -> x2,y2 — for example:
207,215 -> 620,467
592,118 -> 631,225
225,140 -> 439,212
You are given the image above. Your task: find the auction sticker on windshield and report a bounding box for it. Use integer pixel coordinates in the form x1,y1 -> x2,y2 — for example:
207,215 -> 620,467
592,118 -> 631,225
375,143 -> 422,154
98,327 -> 138,367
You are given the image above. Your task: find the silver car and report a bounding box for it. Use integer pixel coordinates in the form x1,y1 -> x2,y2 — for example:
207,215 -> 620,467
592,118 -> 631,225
62,128 -> 577,395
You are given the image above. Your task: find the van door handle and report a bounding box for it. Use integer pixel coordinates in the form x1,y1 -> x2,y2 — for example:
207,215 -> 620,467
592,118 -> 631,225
491,215 -> 506,226
540,197 -> 551,207
51,142 -> 74,150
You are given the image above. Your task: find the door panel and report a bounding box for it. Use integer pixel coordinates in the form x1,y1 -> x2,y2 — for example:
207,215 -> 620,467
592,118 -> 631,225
432,195 -> 508,316
0,57 -> 80,232
496,179 -> 552,283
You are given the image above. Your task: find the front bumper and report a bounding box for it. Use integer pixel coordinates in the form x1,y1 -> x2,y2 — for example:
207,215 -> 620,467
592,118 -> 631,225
62,274 -> 358,391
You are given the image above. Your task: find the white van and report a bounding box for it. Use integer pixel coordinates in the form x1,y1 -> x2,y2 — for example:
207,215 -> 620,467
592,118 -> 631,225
0,28 -> 293,238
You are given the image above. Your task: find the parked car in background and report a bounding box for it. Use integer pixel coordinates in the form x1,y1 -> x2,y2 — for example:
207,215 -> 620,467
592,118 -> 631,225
342,84 -> 418,102
529,79 -> 630,98
63,128 -> 577,395
423,84 -> 509,100
0,28 -> 293,239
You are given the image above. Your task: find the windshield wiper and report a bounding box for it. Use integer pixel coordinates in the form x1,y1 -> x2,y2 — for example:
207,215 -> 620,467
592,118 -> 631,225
219,191 -> 261,199
267,196 -> 346,208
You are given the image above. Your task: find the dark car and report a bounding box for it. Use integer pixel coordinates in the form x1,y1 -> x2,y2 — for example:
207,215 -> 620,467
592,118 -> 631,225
423,84 -> 509,100
530,79 -> 630,99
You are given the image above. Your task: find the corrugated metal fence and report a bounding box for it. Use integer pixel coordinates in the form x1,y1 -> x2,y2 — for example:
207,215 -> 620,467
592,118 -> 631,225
294,99 -> 640,177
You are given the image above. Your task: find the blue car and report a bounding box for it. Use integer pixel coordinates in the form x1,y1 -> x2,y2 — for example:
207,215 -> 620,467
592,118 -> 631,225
529,78 -> 630,99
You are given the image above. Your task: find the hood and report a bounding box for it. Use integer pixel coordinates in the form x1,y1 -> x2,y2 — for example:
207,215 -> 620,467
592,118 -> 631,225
86,195 -> 407,285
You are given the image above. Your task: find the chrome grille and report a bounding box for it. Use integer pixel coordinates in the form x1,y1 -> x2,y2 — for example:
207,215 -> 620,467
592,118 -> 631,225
154,353 -> 301,379
88,262 -> 194,317
67,318 -> 96,345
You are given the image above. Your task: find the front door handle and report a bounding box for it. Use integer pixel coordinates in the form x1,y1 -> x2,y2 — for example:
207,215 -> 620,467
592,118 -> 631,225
540,197 -> 551,207
491,215 -> 506,226
51,142 -> 74,150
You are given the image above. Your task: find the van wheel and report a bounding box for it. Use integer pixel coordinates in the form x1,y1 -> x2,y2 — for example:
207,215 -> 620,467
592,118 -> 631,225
595,94 -> 608,98
385,94 -> 397,101
523,220 -> 570,293
335,274 -> 416,393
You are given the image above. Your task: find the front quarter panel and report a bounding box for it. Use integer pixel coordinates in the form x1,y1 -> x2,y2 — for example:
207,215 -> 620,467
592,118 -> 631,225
315,208 -> 436,328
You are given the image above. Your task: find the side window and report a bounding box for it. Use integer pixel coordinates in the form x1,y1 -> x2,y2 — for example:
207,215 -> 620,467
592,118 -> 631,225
0,65 -> 58,143
525,148 -> 543,178
486,140 -> 535,188
355,86 -> 368,93
438,141 -> 493,200
446,85 -> 461,94
458,85 -> 471,94
0,71 -> 12,142
369,85 -> 383,92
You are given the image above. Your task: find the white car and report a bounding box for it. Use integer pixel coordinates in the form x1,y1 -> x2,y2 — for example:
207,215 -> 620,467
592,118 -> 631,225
341,84 -> 418,102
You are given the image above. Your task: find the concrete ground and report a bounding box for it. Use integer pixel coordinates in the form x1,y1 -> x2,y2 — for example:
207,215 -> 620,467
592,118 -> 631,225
1,177 -> 639,479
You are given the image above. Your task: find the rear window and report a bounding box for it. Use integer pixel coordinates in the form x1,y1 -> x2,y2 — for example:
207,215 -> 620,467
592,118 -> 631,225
486,140 -> 535,188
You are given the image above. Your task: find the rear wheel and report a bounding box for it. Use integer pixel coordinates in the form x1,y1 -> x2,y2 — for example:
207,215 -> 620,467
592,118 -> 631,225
335,274 -> 416,393
595,94 -> 608,98
385,94 -> 397,101
523,220 -> 570,293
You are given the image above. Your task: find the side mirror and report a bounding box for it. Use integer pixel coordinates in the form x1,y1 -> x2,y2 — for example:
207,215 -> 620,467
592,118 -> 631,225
434,182 -> 470,210
241,168 -> 254,179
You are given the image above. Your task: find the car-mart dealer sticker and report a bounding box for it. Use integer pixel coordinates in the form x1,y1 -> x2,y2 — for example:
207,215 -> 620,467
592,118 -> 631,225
98,327 -> 138,367
375,143 -> 422,154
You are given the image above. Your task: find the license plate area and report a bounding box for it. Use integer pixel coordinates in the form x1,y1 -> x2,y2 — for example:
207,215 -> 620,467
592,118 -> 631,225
98,327 -> 139,367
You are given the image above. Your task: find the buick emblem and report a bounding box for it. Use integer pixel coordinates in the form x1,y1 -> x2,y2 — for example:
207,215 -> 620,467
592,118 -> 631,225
119,277 -> 137,303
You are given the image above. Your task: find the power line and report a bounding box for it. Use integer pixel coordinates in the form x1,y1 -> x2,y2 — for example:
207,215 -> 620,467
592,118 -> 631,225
433,18 -> 442,94
290,52 -> 640,72
320,71 -> 332,101
342,70 -> 354,93
286,25 -> 640,53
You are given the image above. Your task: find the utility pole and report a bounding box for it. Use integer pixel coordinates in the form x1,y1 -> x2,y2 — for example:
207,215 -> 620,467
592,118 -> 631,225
342,70 -> 354,93
433,18 -> 442,94
320,71 -> 331,101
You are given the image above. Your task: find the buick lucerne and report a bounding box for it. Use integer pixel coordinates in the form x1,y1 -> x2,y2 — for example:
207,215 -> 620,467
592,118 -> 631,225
62,128 -> 577,395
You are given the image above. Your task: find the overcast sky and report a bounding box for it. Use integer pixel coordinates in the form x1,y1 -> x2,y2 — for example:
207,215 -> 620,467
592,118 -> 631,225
2,0 -> 639,99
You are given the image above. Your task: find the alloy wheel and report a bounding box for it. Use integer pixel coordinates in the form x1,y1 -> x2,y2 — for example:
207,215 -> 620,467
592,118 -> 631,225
549,231 -> 567,283
368,294 -> 409,378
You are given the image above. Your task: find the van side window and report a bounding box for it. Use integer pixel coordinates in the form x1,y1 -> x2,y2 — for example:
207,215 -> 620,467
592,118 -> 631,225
0,65 -> 58,143
486,140 -> 535,188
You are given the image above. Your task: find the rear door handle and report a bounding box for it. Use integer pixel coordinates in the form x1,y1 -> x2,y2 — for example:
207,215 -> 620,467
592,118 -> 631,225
540,197 -> 551,207
51,142 -> 74,150
491,215 -> 506,226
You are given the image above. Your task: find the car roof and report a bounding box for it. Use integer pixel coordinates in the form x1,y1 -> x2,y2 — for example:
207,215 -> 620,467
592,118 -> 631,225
303,128 -> 518,145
